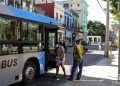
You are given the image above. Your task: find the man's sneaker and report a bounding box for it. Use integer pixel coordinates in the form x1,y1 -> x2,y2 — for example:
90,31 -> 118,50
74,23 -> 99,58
56,78 -> 60,80
67,78 -> 73,81
76,77 -> 80,80
76,78 -> 80,80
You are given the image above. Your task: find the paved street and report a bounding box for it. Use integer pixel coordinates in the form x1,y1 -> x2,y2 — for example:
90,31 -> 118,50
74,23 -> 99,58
12,45 -> 120,86
65,46 -> 104,66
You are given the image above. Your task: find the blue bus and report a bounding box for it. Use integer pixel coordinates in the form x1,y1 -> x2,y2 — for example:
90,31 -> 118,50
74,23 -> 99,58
0,4 -> 58,86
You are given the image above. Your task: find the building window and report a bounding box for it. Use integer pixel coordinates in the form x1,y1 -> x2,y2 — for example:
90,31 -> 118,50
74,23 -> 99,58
67,17 -> 69,28
8,0 -> 14,6
60,15 -> 63,19
42,0 -> 44,2
70,19 -> 71,29
56,13 -> 58,20
65,16 -> 66,27
58,32 -> 62,42
26,0 -> 31,10
15,0 -> 22,8
78,4 -> 80,7
0,0 -> 6,5
71,4 -> 72,7
64,3 -> 69,9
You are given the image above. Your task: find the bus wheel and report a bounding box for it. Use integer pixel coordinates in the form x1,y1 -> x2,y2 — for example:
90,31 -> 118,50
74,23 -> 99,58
22,61 -> 36,84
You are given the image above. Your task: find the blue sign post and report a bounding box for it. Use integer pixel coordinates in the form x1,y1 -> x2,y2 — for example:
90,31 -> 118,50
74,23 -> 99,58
38,51 -> 45,75
118,3 -> 120,11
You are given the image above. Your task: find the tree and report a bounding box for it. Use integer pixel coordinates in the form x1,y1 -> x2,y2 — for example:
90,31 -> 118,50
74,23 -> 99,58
103,0 -> 120,21
87,20 -> 106,42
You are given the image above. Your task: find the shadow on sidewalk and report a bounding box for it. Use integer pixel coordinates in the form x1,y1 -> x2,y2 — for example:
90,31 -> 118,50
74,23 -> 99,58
80,75 -> 119,86
12,73 -> 120,86
25,73 -> 69,86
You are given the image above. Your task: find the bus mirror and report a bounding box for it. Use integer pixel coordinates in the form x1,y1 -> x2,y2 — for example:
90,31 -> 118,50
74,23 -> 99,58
39,43 -> 41,47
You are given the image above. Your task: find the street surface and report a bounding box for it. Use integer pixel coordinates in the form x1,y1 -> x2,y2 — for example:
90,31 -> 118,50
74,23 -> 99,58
11,45 -> 120,86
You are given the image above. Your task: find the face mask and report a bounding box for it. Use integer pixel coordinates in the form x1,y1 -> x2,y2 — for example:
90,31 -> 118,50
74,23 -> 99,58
56,44 -> 58,47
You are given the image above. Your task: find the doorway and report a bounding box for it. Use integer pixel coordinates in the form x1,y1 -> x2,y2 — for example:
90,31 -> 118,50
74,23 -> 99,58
45,29 -> 58,70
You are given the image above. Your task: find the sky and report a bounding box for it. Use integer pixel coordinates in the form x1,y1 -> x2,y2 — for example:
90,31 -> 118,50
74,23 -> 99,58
87,0 -> 107,25
55,0 -> 110,25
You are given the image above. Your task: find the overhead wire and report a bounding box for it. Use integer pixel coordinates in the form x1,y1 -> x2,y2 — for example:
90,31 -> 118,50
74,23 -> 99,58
96,0 -> 106,14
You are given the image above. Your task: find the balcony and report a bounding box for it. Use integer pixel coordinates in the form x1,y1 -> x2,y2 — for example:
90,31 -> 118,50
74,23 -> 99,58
63,24 -> 67,28
33,6 -> 46,15
62,23 -> 73,30
72,24 -> 84,32
57,21 -> 65,29
0,1 -> 35,12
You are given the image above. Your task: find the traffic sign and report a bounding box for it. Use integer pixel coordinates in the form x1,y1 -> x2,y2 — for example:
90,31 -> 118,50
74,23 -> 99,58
118,3 -> 120,11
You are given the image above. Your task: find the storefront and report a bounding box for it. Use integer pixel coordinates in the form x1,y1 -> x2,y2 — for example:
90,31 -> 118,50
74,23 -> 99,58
66,30 -> 72,46
57,27 -> 65,42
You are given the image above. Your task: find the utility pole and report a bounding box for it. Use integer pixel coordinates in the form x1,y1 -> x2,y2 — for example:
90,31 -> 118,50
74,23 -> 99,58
118,21 -> 120,81
6,0 -> 8,5
118,3 -> 120,81
104,0 -> 109,57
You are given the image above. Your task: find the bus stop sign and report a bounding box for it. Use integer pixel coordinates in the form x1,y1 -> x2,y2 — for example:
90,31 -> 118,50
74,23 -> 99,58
118,3 -> 120,11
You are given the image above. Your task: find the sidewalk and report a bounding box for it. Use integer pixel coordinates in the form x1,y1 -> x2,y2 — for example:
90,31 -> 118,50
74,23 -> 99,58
26,49 -> 120,86
48,50 -> 120,86
83,50 -> 118,80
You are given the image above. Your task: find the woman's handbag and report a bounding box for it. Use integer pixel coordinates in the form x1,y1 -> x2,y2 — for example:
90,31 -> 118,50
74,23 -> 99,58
56,56 -> 61,67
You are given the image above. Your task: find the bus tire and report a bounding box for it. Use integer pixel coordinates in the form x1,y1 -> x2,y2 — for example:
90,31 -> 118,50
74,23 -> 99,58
22,61 -> 37,85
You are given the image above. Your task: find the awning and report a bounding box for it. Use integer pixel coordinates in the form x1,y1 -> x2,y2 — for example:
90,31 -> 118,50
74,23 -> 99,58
0,4 -> 57,26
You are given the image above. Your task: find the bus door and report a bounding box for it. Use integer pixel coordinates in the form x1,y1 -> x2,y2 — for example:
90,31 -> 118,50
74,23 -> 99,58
45,29 -> 57,69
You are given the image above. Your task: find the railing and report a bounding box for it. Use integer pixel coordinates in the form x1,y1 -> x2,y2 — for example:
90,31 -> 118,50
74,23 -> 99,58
57,21 -> 65,27
63,23 -> 73,30
71,23 -> 84,32
33,6 -> 46,15
0,1 -> 47,16
0,1 -> 34,12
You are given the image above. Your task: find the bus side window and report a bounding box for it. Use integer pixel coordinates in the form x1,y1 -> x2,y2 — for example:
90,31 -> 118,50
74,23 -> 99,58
17,45 -> 23,54
17,39 -> 23,54
0,44 -> 2,55
7,44 -> 13,54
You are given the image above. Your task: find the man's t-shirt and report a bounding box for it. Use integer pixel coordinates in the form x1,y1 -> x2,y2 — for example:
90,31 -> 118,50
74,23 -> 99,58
73,44 -> 88,61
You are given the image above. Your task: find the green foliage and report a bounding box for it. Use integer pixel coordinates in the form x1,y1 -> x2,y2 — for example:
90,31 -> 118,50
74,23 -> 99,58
87,20 -> 106,42
103,0 -> 120,21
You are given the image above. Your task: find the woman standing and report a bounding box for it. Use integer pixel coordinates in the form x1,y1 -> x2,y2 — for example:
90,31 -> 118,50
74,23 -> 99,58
56,42 -> 66,78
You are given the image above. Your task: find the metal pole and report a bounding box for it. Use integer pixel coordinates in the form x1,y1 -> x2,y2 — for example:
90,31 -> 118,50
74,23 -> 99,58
118,21 -> 120,81
5,0 -> 8,5
14,0 -> 15,7
116,2 -> 120,82
104,0 -> 109,57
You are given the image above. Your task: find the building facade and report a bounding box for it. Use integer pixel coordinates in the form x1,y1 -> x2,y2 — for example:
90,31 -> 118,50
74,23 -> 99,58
70,9 -> 81,45
64,9 -> 72,46
87,36 -> 101,45
56,0 -> 88,42
1,0 -> 35,11
35,2 -> 65,41
78,0 -> 88,42
35,0 -> 54,4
